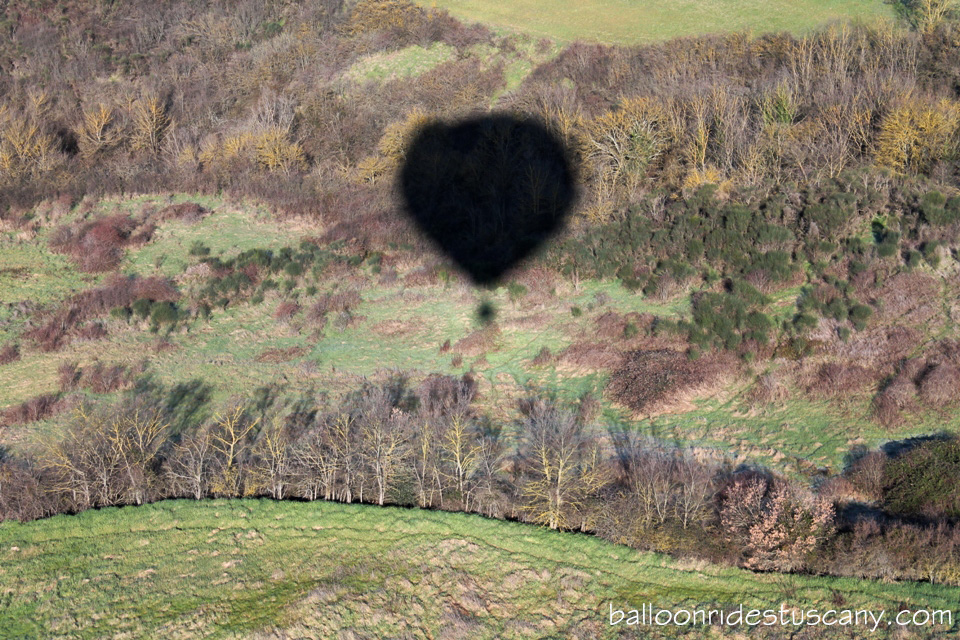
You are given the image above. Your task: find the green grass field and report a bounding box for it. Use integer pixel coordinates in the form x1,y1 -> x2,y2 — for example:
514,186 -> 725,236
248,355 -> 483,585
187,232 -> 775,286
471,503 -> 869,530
0,499 -> 957,638
416,0 -> 894,44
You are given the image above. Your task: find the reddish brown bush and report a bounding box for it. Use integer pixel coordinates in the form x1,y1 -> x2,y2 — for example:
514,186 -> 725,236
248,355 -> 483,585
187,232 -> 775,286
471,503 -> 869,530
0,344 -> 20,365
82,363 -> 133,393
439,339 -> 451,353
58,361 -> 80,391
76,322 -> 108,342
1,393 -> 67,426
274,301 -> 301,321
49,213 -> 147,273
309,289 -> 362,321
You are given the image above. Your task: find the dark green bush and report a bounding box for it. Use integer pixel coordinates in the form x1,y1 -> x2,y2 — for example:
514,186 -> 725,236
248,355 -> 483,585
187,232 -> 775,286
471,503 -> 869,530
150,301 -> 178,325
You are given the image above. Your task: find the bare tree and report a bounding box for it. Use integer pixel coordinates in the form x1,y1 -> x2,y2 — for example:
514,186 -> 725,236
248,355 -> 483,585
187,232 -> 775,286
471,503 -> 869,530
166,429 -> 213,500
518,398 -> 606,530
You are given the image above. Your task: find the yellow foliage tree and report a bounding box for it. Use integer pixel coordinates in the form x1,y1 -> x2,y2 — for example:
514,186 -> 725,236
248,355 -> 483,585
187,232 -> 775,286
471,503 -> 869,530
585,96 -> 675,199
356,107 -> 433,183
0,106 -> 58,178
130,94 -> 171,154
875,98 -> 960,174
76,104 -> 124,158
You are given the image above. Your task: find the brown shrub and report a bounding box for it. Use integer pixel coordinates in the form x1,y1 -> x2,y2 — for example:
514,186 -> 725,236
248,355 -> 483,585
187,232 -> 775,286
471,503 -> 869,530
57,361 -> 80,391
575,392 -> 601,424
607,349 -> 728,413
24,275 -> 178,352
918,363 -> 960,407
309,289 -> 362,321
808,363 -> 875,397
49,213 -> 145,273
402,265 -> 439,287
0,344 -> 20,365
417,373 -> 476,414
274,301 -> 301,322
1,393 -> 68,426
154,202 -> 207,222
82,362 -> 133,393
439,339 -> 451,353
76,322 -> 108,342
453,325 -> 501,356
872,373 -> 918,428
748,371 -> 788,405
593,311 -> 654,341
557,342 -> 625,371
451,353 -> 463,368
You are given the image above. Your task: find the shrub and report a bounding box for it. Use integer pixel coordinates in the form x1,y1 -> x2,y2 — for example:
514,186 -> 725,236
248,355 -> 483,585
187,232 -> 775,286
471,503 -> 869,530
849,304 -> 873,330
0,393 -> 66,426
149,301 -> 179,325
0,344 -> 20,365
506,281 -> 527,304
918,363 -> 960,407
571,306 -> 583,317
188,241 -> 210,257
883,438 -> 960,519
274,301 -> 301,321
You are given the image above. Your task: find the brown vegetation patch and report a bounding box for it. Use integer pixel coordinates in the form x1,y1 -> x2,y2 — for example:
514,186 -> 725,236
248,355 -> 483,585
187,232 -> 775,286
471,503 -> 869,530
557,342 -> 625,372
274,301 -> 301,322
256,346 -> 308,364
402,265 -> 440,287
607,349 -> 732,413
918,363 -> 960,407
530,346 -> 554,366
153,202 -> 208,223
874,272 -> 940,325
834,326 -> 923,369
1,393 -> 74,427
59,361 -> 137,393
453,325 -> 501,357
0,344 -> 20,365
747,371 -> 788,406
308,290 -> 362,322
808,363 -> 878,397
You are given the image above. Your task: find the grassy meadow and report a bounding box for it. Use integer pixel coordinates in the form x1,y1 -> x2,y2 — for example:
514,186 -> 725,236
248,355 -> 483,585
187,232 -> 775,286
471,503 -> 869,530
1,499 -> 957,639
414,0 -> 894,44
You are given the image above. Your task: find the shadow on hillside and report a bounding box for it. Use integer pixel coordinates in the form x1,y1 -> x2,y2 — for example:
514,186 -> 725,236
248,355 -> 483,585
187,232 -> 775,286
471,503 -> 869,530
399,114 -> 576,287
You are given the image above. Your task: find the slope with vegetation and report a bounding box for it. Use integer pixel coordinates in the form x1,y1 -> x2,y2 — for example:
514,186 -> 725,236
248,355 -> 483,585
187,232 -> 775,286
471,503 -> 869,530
2,0 -> 960,626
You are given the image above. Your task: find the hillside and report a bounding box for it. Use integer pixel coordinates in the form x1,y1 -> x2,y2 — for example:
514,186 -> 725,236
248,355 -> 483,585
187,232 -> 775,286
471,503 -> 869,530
1,499 -> 958,638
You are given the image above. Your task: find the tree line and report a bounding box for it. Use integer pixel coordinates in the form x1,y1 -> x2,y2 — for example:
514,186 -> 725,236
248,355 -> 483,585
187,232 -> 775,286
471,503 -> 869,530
2,375 -> 959,586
